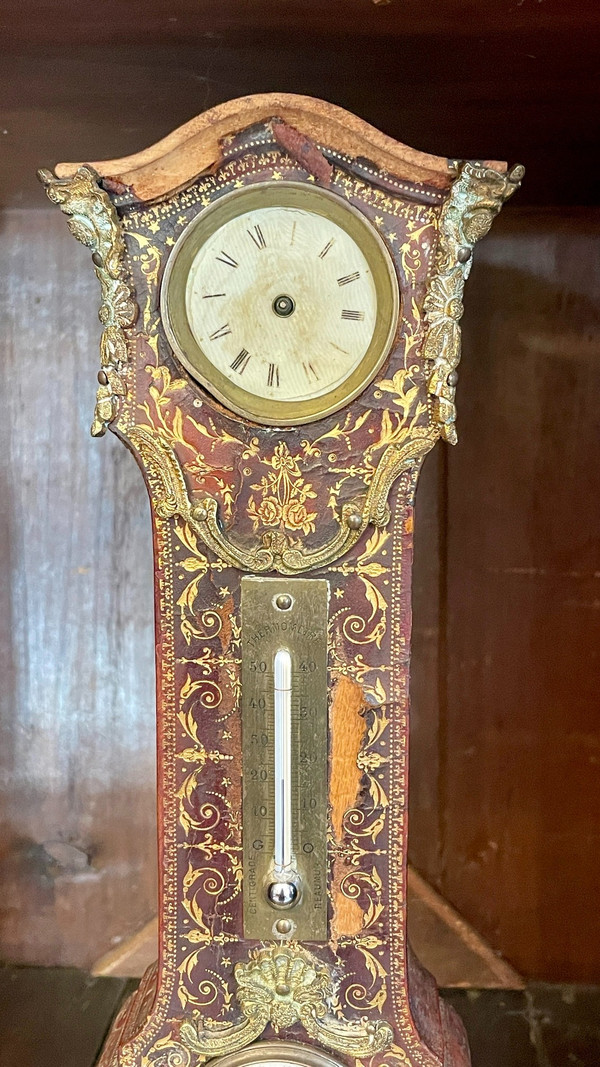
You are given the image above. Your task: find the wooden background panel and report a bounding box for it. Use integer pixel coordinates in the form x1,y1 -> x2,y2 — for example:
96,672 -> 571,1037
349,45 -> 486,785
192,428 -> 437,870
409,208 -> 600,982
1,4 -> 600,208
0,210 -> 157,968
3,0 -> 596,43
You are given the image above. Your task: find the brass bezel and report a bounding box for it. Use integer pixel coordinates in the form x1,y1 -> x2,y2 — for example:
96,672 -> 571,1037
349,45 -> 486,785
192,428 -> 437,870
206,1041 -> 343,1067
160,182 -> 400,426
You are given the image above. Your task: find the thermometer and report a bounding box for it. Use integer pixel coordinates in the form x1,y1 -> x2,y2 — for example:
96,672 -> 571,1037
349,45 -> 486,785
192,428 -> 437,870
241,577 -> 329,941
268,648 -> 299,909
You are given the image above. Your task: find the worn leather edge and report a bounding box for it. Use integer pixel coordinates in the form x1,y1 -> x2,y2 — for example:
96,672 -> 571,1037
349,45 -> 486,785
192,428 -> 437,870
53,92 -> 506,202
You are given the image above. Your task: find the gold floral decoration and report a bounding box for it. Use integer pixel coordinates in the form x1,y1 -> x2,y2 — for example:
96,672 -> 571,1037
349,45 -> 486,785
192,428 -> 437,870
247,442 -> 318,535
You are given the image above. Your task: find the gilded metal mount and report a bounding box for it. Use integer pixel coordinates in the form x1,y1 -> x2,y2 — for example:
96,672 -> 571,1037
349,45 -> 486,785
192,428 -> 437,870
127,424 -> 435,574
179,943 -> 393,1061
424,160 -> 524,443
38,165 -> 138,437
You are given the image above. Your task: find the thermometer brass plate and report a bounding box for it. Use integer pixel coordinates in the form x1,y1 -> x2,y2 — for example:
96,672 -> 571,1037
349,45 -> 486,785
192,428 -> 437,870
241,577 -> 329,941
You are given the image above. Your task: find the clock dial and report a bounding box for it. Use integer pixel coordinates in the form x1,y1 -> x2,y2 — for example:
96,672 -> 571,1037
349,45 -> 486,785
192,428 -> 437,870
161,183 -> 399,425
185,204 -> 378,404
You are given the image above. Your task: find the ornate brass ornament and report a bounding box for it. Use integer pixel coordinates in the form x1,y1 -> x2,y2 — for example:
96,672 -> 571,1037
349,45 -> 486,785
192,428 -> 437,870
127,425 -> 434,574
38,165 -> 138,437
179,943 -> 393,1060
363,427 -> 438,528
424,160 -> 524,444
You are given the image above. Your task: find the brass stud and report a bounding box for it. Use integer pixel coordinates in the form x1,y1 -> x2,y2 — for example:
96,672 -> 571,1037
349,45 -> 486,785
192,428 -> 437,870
97,370 -> 109,385
347,512 -> 362,531
275,593 -> 293,611
457,246 -> 472,263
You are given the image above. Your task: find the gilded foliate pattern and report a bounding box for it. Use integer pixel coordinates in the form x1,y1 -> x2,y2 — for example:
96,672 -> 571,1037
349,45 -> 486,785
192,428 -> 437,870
424,160 -> 524,443
38,165 -> 138,436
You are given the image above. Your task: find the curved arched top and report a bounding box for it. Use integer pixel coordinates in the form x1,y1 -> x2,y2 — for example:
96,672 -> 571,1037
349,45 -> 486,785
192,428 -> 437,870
54,92 -> 506,203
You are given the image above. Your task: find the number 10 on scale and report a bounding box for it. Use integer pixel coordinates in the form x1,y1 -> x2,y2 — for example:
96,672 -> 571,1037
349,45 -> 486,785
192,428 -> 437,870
241,578 -> 329,941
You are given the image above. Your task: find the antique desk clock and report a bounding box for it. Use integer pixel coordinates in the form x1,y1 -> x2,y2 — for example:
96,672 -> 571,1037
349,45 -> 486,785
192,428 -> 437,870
40,94 -> 522,1067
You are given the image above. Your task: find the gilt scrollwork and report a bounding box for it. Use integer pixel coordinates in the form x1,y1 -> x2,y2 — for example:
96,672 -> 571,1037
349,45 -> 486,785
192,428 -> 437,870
424,160 -> 524,443
142,1041 -> 191,1067
363,428 -> 438,528
178,943 -> 393,1061
38,164 -> 138,437
127,425 -> 432,575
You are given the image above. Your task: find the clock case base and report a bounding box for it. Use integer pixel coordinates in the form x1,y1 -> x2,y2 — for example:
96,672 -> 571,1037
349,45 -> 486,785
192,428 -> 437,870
96,946 -> 470,1067
41,94 -> 520,1067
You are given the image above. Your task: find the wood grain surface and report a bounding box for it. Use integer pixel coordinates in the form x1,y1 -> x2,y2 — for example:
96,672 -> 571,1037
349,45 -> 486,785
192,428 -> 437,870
53,93 -> 460,200
0,210 -> 157,969
410,206 -> 600,982
3,0 -> 596,44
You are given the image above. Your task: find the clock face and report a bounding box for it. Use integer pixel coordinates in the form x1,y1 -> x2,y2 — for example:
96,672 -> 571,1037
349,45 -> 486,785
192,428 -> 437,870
161,183 -> 399,425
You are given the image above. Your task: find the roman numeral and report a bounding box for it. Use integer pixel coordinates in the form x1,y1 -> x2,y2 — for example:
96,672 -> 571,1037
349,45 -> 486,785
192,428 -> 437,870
230,348 -> 251,374
303,361 -> 319,382
290,221 -> 297,246
202,292 -> 226,299
330,342 -> 350,355
248,224 -> 266,250
209,323 -> 232,340
216,250 -> 238,268
337,271 -> 360,286
267,363 -> 280,388
318,239 -> 335,259
341,309 -> 365,321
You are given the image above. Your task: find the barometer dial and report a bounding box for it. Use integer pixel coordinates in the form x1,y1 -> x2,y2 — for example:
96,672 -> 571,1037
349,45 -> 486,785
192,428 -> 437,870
161,183 -> 399,425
